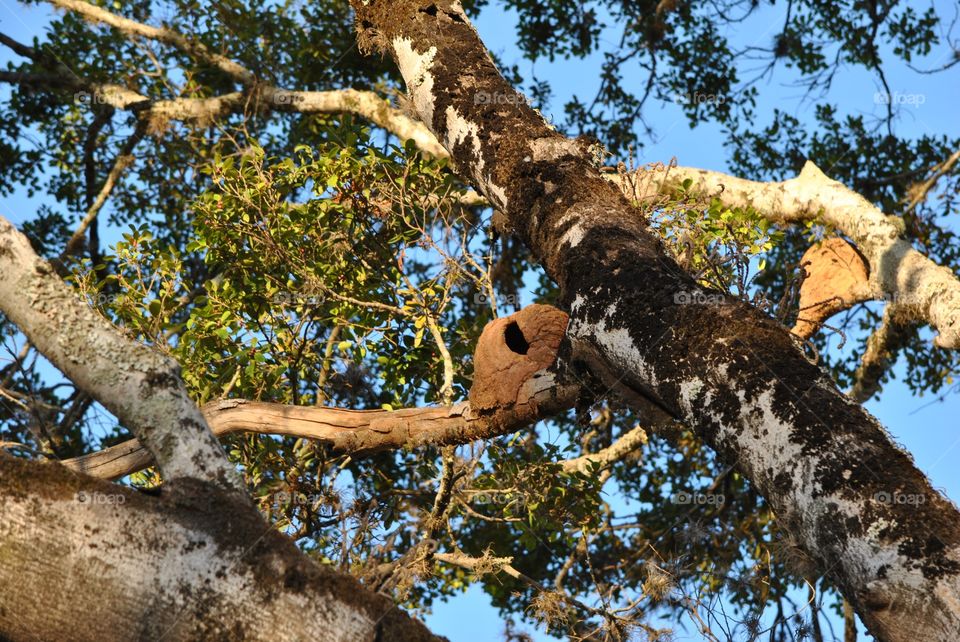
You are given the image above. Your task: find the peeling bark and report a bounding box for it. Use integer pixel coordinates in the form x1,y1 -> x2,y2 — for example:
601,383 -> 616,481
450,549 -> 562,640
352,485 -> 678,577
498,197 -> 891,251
349,3 -> 960,639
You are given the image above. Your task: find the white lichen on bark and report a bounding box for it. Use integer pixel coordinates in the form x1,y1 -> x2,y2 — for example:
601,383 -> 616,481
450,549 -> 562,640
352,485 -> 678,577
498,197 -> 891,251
0,217 -> 240,489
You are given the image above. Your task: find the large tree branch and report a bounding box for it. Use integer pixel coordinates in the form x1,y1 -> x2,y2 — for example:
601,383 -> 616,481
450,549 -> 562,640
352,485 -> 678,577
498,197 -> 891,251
63,378 -> 577,480
348,3 -> 960,640
0,217 -> 241,490
622,163 -> 960,349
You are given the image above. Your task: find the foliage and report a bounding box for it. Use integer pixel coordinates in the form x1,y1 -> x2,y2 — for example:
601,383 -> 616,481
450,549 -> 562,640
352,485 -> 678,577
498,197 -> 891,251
1,1 -> 957,640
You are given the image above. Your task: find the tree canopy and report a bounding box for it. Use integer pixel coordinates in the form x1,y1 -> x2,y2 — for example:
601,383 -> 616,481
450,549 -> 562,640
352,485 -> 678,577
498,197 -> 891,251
1,1 -> 958,640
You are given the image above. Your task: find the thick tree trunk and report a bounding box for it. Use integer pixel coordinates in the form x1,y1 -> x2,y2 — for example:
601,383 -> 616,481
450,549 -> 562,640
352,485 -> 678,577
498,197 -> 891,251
0,453 -> 442,642
349,2 -> 960,640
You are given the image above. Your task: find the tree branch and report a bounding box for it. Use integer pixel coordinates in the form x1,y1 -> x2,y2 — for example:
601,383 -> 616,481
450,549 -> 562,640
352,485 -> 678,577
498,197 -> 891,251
0,216 -> 241,490
62,120 -> 148,258
849,305 -> 914,403
903,147 -> 960,216
560,424 -> 649,473
622,162 -> 960,349
48,0 -> 254,83
63,304 -> 578,480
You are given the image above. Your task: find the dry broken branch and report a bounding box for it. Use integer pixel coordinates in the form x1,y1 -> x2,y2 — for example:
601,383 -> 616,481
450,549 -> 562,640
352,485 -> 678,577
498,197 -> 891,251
63,305 -> 579,480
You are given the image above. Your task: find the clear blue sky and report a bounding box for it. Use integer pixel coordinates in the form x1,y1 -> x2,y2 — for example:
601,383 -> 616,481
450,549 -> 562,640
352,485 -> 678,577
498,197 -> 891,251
1,2 -> 958,641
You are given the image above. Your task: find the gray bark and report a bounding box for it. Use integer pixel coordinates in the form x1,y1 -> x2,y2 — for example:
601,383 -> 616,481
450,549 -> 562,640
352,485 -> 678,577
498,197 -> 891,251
0,453 -> 442,642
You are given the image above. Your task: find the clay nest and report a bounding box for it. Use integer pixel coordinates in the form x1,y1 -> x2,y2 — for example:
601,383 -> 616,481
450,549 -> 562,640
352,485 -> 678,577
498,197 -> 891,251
469,304 -> 569,412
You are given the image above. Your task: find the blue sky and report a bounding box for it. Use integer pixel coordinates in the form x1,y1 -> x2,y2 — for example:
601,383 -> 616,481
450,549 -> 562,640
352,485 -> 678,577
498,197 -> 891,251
1,2 -> 959,641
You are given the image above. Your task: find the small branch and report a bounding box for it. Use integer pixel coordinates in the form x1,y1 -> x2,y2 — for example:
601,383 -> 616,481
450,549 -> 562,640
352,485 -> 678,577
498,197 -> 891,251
314,324 -> 342,406
849,305 -> 913,403
560,424 -> 648,473
49,0 -> 254,83
62,120 -> 148,258
0,32 -> 41,60
421,446 -> 459,565
425,316 -> 455,405
844,597 -> 857,642
903,148 -> 960,217
434,551 -> 659,637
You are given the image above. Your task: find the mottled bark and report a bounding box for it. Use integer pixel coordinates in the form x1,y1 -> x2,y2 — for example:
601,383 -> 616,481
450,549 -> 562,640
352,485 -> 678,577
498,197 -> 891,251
0,217 -> 239,491
0,453 -> 442,642
349,3 -> 960,640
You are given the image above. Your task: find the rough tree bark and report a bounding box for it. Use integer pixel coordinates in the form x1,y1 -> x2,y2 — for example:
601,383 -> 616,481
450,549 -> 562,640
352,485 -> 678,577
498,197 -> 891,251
348,2 -> 960,640
0,453 -> 441,642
